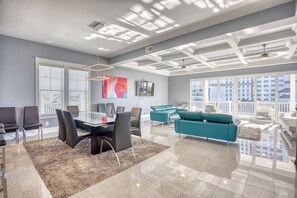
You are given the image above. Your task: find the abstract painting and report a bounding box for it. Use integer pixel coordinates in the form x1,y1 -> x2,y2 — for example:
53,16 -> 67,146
102,76 -> 128,98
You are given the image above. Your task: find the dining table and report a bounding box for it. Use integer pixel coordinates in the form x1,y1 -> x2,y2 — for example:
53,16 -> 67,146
74,112 -> 117,155
74,112 -> 135,155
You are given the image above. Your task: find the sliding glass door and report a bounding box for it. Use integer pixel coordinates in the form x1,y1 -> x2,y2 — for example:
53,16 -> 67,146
191,80 -> 203,111
255,75 -> 275,120
190,72 -> 297,121
219,79 -> 234,114
237,77 -> 254,119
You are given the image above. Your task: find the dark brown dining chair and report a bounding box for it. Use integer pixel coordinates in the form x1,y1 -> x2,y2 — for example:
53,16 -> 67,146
116,106 -> 125,113
23,106 -> 43,141
106,103 -> 115,115
97,103 -> 106,113
63,111 -> 90,148
67,105 -> 79,117
55,109 -> 66,144
131,107 -> 143,142
100,112 -> 135,165
0,107 -> 19,142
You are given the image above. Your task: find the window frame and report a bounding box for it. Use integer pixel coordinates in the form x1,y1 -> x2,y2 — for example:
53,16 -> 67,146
35,57 -> 91,117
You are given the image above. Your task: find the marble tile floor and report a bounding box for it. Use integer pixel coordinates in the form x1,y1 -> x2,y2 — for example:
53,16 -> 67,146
1,122 -> 296,198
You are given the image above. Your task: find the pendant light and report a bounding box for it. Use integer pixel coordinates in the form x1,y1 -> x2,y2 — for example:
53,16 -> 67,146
260,44 -> 269,59
181,59 -> 187,70
83,22 -> 114,80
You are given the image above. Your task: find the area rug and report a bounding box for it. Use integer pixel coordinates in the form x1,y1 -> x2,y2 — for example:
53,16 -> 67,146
238,123 -> 261,141
23,137 -> 169,198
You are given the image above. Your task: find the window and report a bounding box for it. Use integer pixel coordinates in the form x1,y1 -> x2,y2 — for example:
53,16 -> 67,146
69,70 -> 88,111
37,62 -> 90,116
39,66 -> 64,115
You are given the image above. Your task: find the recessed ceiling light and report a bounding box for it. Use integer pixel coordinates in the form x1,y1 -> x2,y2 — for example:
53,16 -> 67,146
45,40 -> 53,43
226,33 -> 232,36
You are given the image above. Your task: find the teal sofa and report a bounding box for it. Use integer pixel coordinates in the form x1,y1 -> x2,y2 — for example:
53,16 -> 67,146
175,111 -> 238,142
150,105 -> 185,123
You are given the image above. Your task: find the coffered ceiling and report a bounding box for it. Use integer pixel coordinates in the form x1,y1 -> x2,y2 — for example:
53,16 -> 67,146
0,0 -> 291,57
113,16 -> 297,76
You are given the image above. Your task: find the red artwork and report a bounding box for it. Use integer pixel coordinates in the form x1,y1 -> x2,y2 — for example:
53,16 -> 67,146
102,76 -> 127,98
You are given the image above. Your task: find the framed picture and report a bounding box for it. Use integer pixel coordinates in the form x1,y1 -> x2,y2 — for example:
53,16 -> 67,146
102,76 -> 127,98
136,81 -> 154,96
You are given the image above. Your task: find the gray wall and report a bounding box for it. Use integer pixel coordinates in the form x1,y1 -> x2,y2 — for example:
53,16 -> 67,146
168,63 -> 297,105
0,35 -> 168,128
91,69 -> 168,114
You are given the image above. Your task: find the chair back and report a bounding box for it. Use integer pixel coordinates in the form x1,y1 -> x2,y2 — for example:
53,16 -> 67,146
116,106 -> 125,113
67,105 -> 79,117
23,106 -> 39,125
97,103 -> 106,113
112,112 -> 132,152
106,103 -> 115,116
63,111 -> 78,148
0,107 -> 17,125
131,107 -> 142,129
56,109 -> 66,142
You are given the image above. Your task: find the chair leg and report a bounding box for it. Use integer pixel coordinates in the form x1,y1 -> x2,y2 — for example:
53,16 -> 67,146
41,127 -> 43,140
16,129 -> 19,144
131,147 -> 136,159
115,153 -> 120,165
37,128 -> 40,139
179,134 -> 181,139
101,139 -> 121,165
22,128 -> 26,142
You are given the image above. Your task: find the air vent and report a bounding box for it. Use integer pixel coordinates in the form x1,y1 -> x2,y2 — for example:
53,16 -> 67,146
89,21 -> 104,31
145,46 -> 153,53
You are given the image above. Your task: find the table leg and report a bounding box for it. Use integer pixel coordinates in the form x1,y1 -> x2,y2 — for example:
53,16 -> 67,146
91,136 -> 112,155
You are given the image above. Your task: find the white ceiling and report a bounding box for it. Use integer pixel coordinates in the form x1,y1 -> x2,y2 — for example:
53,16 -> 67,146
115,19 -> 297,76
0,0 -> 291,58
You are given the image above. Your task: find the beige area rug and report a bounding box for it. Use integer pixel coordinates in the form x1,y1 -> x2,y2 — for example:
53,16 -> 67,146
24,137 -> 169,198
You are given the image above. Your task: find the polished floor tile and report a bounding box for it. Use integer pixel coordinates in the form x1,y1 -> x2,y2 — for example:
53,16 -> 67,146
4,122 -> 297,198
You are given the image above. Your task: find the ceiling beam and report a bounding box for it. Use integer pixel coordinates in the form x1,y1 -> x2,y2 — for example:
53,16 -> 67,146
227,38 -> 248,64
207,55 -> 239,62
238,30 -> 296,47
177,48 -> 216,69
137,60 -> 157,66
161,52 -> 187,62
155,66 -> 173,70
244,46 -> 288,57
110,2 -> 296,64
146,55 -> 179,68
193,43 -> 231,55
285,25 -> 297,59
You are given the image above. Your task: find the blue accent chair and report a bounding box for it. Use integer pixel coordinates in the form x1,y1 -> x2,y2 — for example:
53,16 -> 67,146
150,105 -> 185,123
174,111 -> 238,142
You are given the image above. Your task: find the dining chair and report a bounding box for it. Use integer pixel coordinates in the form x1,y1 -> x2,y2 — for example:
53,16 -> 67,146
23,106 -> 43,141
116,106 -> 125,113
0,107 -> 19,143
97,103 -> 106,113
55,109 -> 66,144
67,105 -> 79,117
100,112 -> 135,165
63,111 -> 91,148
106,103 -> 115,116
131,107 -> 143,142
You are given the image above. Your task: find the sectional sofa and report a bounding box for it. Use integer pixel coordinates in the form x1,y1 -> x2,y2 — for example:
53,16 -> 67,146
150,105 -> 185,123
174,111 -> 238,142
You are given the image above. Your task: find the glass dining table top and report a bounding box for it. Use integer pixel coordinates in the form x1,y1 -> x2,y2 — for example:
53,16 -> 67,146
73,112 -> 116,127
73,111 -> 137,127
